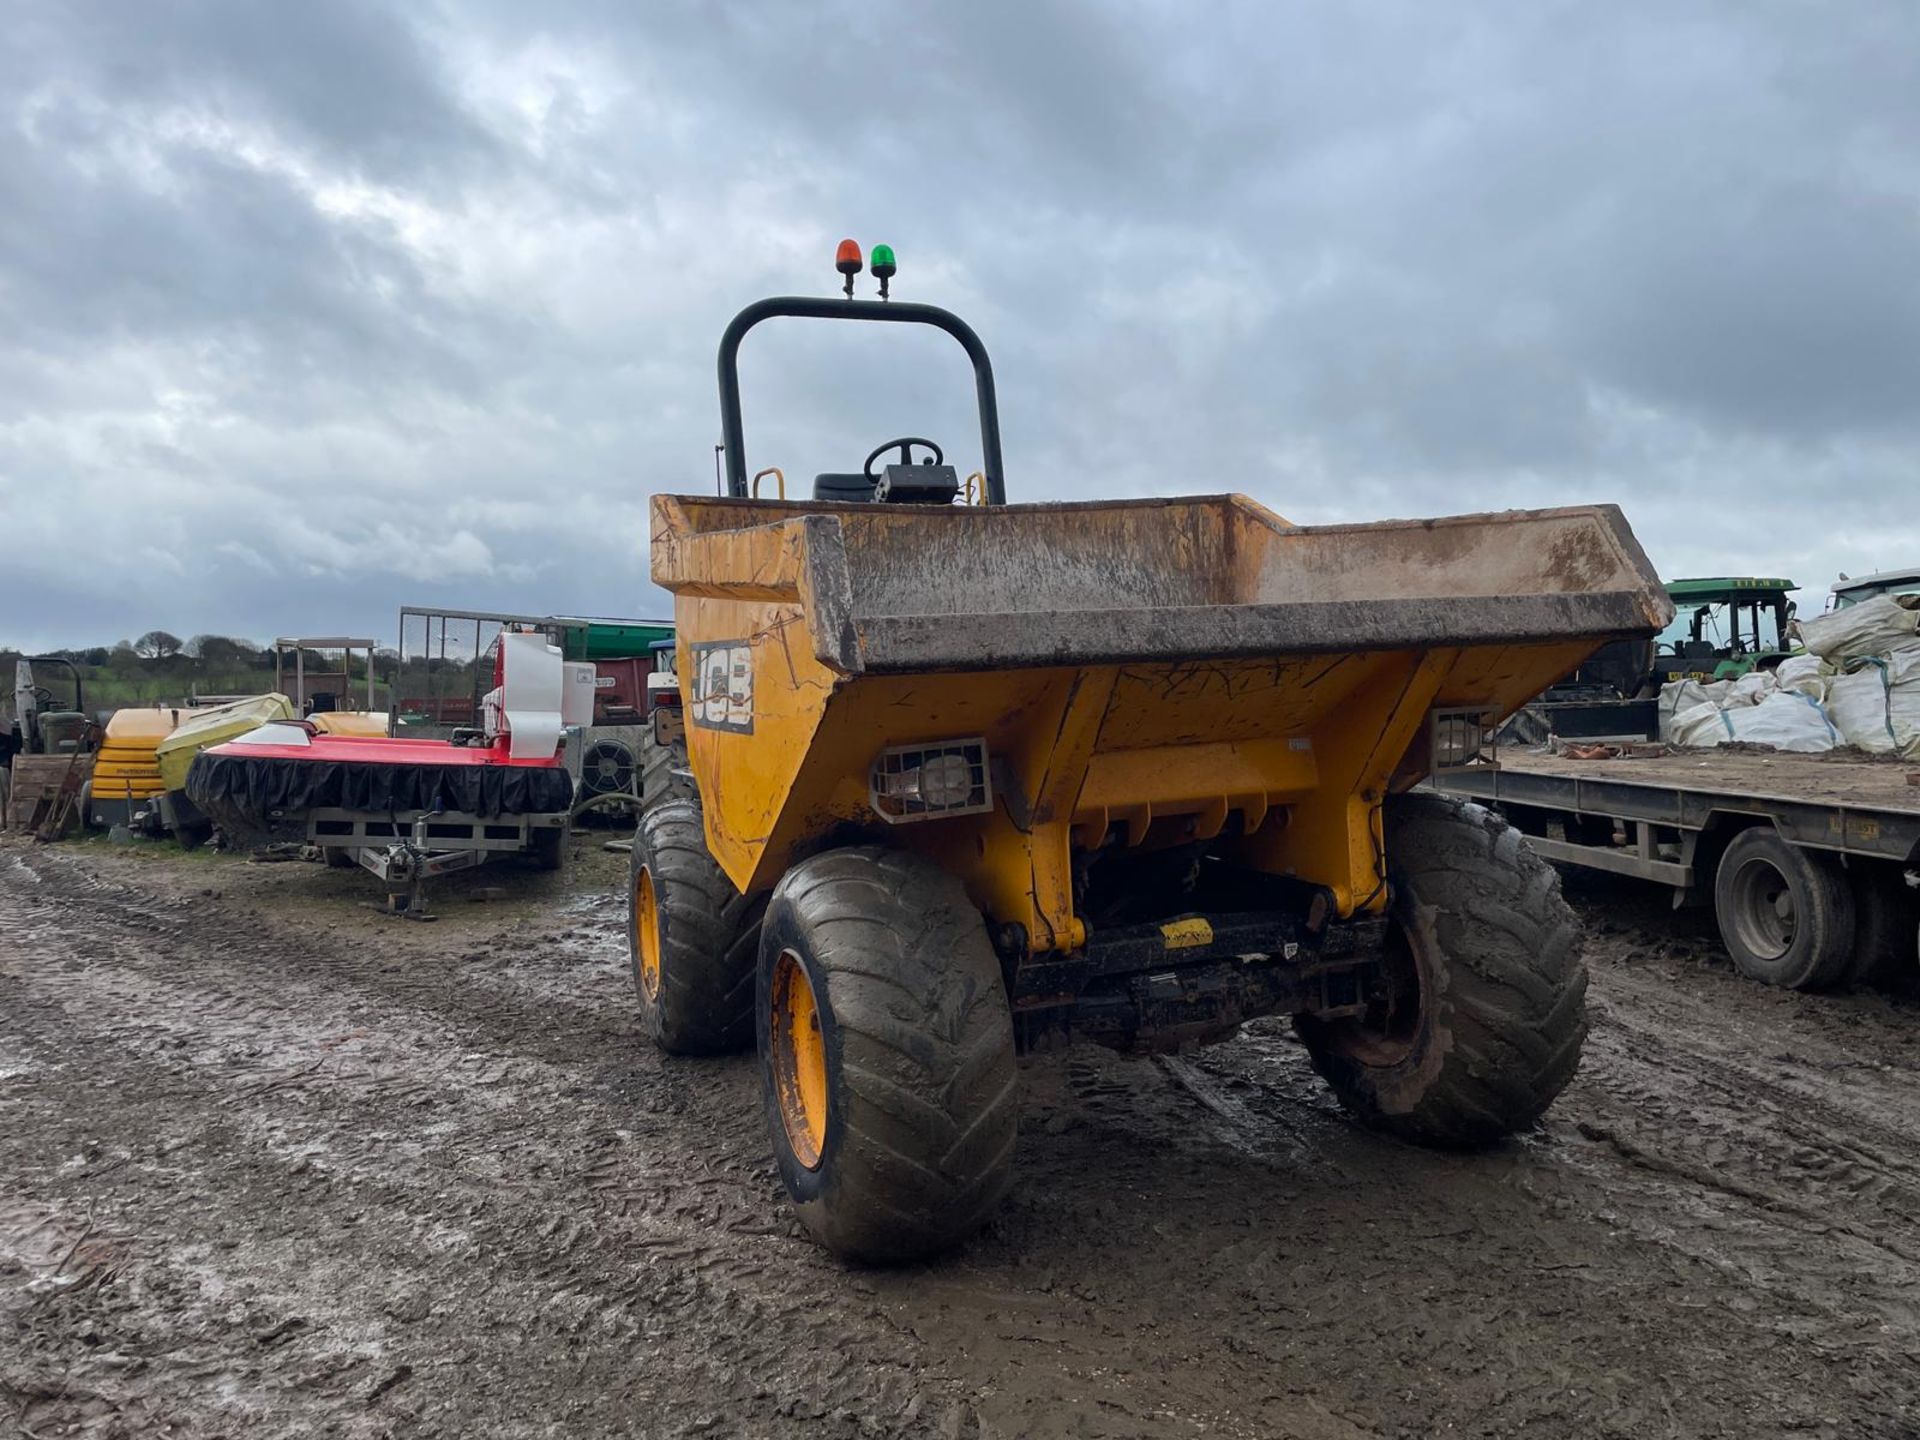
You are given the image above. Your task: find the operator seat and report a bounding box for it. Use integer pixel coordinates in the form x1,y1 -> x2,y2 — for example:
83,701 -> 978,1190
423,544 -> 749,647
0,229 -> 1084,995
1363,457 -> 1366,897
813,473 -> 879,502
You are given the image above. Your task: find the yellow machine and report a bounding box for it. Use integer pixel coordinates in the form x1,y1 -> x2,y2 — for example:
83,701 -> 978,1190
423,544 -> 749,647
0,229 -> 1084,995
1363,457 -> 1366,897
89,707 -> 183,831
155,694 -> 297,793
309,710 -> 390,738
150,693 -> 298,845
630,248 -> 1673,1262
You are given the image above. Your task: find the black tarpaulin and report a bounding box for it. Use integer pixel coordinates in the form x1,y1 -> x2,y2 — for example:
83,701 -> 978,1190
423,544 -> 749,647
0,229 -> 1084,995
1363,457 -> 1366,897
186,749 -> 574,842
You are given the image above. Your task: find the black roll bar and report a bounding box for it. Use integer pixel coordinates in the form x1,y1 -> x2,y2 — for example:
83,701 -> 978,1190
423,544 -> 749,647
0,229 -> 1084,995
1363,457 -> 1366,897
716,296 -> 1006,504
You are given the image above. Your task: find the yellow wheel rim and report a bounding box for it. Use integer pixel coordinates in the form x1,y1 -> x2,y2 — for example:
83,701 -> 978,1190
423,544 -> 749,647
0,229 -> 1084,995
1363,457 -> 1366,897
635,868 -> 662,1002
771,949 -> 828,1169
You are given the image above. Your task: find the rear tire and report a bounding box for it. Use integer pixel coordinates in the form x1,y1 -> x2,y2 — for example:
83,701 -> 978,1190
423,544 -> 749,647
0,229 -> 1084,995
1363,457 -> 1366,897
758,847 -> 1018,1263
630,800 -> 762,1054
640,730 -> 697,811
1844,859 -> 1918,990
529,823 -> 568,873
1713,828 -> 1855,991
1299,792 -> 1587,1148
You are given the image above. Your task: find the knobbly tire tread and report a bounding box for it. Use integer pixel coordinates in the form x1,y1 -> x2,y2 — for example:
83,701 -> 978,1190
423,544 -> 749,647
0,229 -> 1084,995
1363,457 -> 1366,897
630,800 -> 763,1054
758,847 -> 1018,1264
1301,792 -> 1587,1149
1713,827 -> 1856,992
639,732 -> 697,812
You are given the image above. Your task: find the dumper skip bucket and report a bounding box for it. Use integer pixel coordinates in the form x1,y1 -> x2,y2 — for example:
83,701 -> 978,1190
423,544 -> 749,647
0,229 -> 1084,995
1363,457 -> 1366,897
651,491 -> 1670,942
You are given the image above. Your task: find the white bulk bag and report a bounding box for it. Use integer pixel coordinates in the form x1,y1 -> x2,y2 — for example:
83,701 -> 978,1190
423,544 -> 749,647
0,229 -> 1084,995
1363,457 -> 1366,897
1659,680 -> 1712,743
1828,644 -> 1920,758
1894,646 -> 1920,759
1771,653 -> 1829,700
1666,701 -> 1721,747
1789,594 -> 1920,662
1726,670 -> 1776,706
1719,690 -> 1838,752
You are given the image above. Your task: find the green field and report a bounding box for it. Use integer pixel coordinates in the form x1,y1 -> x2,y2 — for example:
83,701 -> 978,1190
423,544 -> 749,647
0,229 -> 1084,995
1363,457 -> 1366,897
3,641 -> 395,719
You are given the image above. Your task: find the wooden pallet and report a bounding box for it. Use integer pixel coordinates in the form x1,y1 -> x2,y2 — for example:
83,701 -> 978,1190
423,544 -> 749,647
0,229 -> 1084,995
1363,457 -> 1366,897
3,753 -> 94,836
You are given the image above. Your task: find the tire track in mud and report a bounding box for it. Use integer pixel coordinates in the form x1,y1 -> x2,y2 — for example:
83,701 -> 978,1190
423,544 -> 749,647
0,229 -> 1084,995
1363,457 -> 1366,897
0,848 -> 986,1438
1554,954 -> 1920,1349
7,843 -> 1920,1439
1000,994 -> 1920,1438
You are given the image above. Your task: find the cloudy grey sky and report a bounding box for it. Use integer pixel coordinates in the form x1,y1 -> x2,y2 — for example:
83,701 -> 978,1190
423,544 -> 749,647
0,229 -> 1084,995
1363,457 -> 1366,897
4,0 -> 1918,651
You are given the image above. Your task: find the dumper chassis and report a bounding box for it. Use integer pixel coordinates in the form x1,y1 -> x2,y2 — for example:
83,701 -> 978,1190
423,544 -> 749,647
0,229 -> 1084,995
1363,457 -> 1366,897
626,255 -> 1670,1262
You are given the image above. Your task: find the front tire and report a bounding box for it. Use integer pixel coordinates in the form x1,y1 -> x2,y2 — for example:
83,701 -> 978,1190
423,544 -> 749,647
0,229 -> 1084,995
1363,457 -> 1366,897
1713,827 -> 1855,991
629,800 -> 762,1054
1299,792 -> 1587,1148
758,848 -> 1018,1263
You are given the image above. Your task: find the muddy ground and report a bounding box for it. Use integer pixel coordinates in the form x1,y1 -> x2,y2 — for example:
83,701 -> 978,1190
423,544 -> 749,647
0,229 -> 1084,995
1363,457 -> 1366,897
3,832 -> 1918,1440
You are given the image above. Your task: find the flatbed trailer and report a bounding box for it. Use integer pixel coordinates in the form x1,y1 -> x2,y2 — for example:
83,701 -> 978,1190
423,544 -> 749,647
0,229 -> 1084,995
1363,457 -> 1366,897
307,807 -> 569,916
1433,748 -> 1920,992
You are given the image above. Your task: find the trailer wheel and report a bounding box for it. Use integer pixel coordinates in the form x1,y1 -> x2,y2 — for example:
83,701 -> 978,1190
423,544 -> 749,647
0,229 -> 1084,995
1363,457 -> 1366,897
757,847 -> 1018,1263
530,824 -> 568,873
1300,792 -> 1586,1148
630,800 -> 762,1054
1847,861 -> 1919,990
1713,828 -> 1855,991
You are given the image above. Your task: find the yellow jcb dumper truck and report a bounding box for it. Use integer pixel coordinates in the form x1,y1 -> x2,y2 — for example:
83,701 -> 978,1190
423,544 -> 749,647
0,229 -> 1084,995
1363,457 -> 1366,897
631,247 -> 1672,1262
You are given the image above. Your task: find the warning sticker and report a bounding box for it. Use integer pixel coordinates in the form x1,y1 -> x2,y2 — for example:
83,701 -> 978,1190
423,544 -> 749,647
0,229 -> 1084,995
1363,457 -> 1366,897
689,641 -> 754,734
1160,917 -> 1214,950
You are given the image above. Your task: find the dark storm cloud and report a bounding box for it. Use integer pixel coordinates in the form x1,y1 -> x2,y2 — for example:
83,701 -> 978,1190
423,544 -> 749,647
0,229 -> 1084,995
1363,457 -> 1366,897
3,0 -> 1918,651
13,0 -> 498,184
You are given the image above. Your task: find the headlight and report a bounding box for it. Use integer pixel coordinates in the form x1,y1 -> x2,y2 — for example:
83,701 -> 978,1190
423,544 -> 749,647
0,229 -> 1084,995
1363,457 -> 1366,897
869,739 -> 992,823
1427,705 -> 1498,772
909,753 -> 975,808
1434,716 -> 1474,767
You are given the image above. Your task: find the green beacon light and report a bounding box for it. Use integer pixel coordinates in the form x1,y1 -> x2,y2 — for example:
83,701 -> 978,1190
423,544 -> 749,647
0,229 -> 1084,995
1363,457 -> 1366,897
870,243 -> 897,300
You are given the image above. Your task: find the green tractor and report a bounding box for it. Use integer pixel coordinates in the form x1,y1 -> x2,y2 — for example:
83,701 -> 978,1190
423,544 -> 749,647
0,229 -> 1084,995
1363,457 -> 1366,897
1503,575 -> 1797,745
1655,577 -> 1797,684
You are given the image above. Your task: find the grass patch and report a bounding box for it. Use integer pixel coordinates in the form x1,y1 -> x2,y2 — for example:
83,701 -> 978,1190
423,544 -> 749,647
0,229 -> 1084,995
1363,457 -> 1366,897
65,829 -> 222,862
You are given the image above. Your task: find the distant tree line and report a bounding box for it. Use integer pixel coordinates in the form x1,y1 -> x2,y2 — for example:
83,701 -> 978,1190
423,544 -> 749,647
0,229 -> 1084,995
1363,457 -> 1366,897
4,635 -> 403,672
0,635 -> 407,710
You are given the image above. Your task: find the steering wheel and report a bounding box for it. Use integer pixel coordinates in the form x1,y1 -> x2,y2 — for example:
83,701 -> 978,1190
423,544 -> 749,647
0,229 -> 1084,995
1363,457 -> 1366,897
863,436 -> 944,478
31,686 -> 54,708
